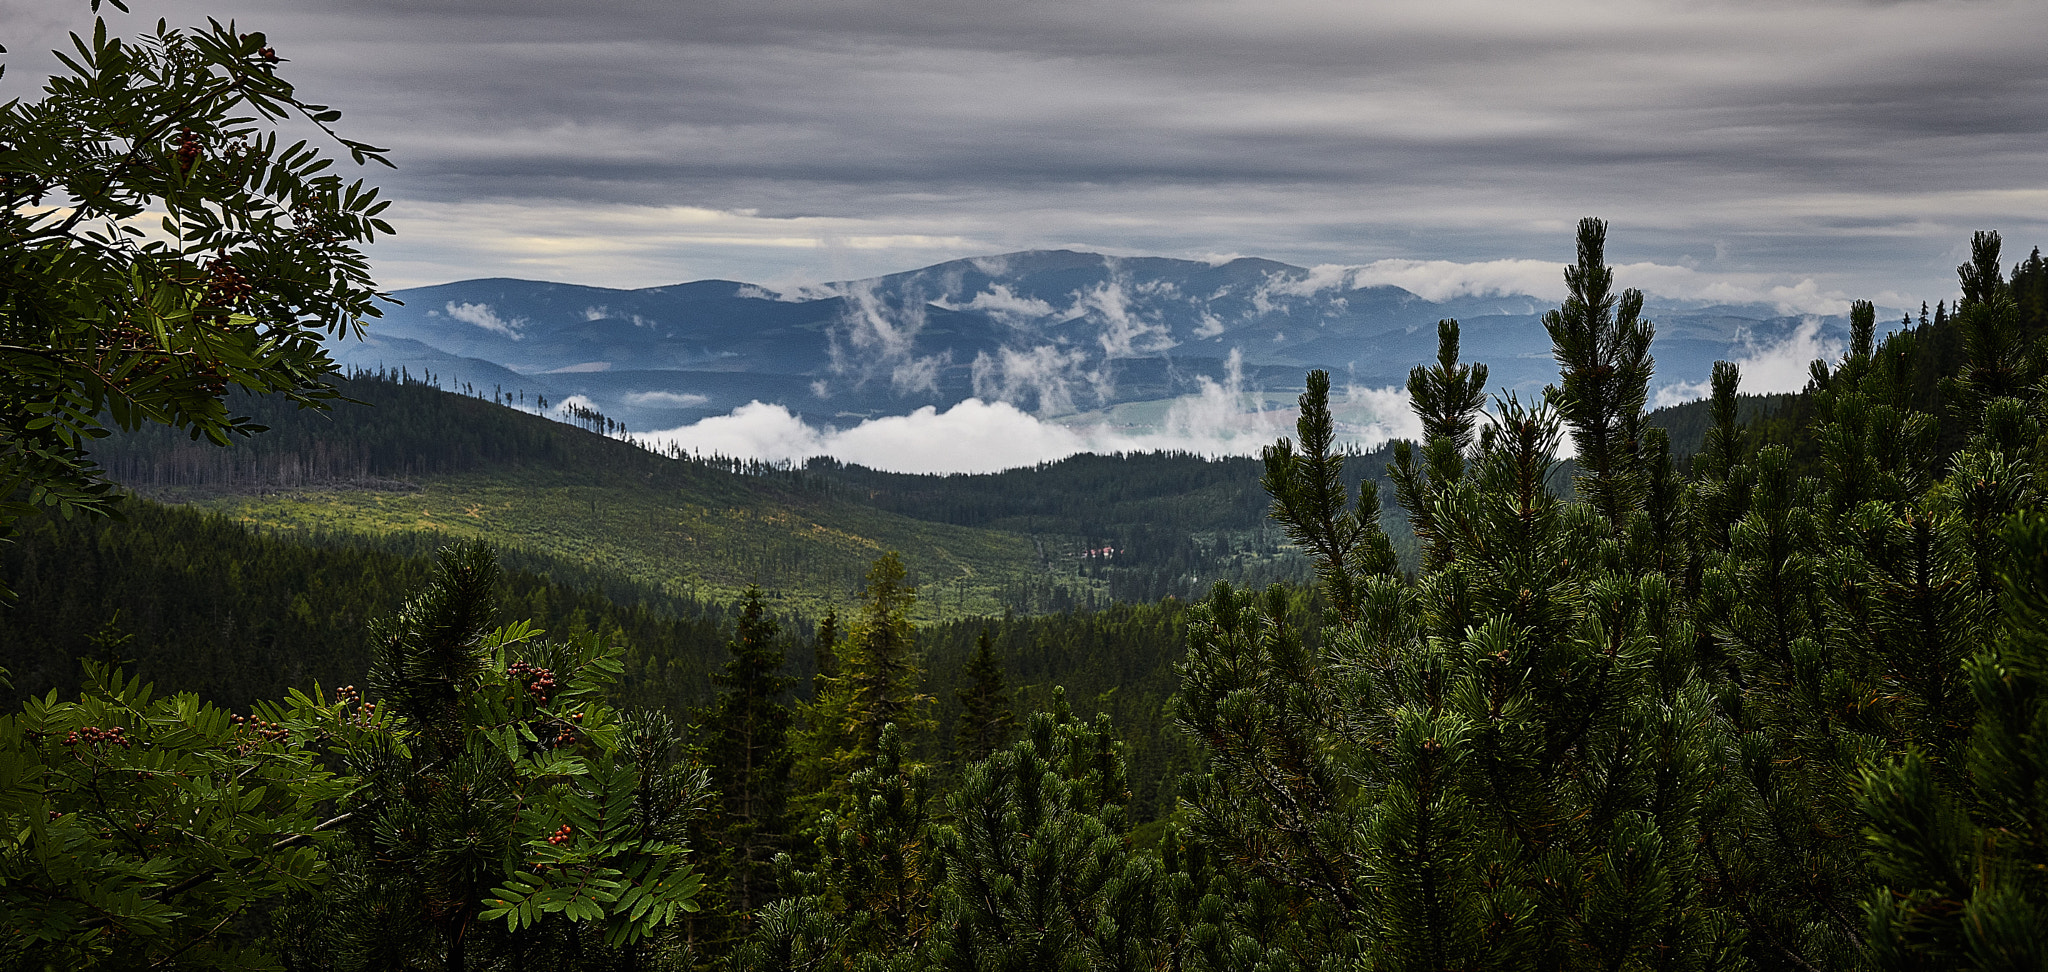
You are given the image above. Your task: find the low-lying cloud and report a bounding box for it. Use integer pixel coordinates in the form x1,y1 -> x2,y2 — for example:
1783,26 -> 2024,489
623,390 -> 711,408
638,350 -> 1419,474
1653,316 -> 1843,408
442,301 -> 522,338
1269,259 -> 1855,316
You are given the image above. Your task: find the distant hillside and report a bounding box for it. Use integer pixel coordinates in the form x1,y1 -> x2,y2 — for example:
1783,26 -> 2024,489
91,373 -> 1353,614
336,249 -> 1853,436
798,447 -> 1405,599
90,373 -> 1102,619
0,498 -> 732,710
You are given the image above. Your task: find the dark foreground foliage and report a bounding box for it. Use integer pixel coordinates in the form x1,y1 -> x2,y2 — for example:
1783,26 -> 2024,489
2,221 -> 2045,971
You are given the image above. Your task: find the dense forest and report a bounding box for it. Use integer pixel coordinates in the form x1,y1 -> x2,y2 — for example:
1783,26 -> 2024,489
3,223 -> 2046,971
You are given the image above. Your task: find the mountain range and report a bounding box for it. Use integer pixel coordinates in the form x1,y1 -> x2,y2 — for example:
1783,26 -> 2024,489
330,249 -> 1848,436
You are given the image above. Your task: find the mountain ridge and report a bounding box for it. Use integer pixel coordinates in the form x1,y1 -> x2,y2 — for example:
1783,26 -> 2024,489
332,248 -> 1849,444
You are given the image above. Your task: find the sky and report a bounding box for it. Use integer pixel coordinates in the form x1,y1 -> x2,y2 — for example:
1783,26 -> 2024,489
5,0 -> 2042,471
6,0 -> 2044,308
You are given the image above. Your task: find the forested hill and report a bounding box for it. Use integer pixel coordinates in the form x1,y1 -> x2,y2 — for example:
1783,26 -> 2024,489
87,373 -> 1102,619
0,499 -> 730,711
88,367 -> 1820,611
86,372 -> 1340,609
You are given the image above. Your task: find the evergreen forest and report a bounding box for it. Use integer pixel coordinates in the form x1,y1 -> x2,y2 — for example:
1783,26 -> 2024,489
3,220 -> 2048,972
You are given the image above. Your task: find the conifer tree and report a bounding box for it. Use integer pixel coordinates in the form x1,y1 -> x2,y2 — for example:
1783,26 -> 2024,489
1859,514 -> 2048,970
813,610 -> 840,698
1689,361 -> 1749,541
1946,232 -> 2039,434
1389,319 -> 1489,571
1544,216 -> 1657,533
788,553 -> 933,829
1262,370 -> 1397,623
737,724 -> 941,972
707,586 -> 795,914
929,691 -> 1171,972
952,629 -> 1017,765
322,543 -> 709,971
1187,222 -> 1744,971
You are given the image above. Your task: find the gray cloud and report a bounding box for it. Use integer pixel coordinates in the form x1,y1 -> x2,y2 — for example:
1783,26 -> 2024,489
6,0 -> 2043,301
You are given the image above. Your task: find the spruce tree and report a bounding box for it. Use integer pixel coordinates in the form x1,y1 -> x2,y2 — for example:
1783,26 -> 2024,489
737,724 -> 941,972
952,630 -> 1017,766
788,553 -> 934,829
813,610 -> 840,699
707,586 -> 795,914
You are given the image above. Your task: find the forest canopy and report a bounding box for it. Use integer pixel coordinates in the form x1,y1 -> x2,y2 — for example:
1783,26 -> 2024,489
2,217 -> 2045,970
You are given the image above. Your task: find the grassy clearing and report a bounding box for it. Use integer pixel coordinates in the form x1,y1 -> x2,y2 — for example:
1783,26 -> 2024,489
170,469 -> 1107,622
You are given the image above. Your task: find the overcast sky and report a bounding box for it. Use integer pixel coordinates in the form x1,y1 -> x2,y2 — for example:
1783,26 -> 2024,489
7,0 -> 2045,308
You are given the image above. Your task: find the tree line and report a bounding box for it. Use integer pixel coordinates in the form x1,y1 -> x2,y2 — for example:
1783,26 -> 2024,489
4,220 -> 2046,970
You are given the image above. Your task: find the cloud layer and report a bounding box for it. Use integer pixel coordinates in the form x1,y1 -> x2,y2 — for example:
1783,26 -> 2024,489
5,0 -> 2040,304
639,352 -> 1419,473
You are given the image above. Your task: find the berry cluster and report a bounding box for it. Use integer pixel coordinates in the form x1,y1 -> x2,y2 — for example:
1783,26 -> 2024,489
65,725 -> 132,749
507,662 -> 558,705
202,258 -> 255,315
545,824 -> 573,846
334,685 -> 380,727
189,359 -> 229,397
174,128 -> 200,173
96,322 -> 176,390
238,34 -> 282,65
231,713 -> 290,744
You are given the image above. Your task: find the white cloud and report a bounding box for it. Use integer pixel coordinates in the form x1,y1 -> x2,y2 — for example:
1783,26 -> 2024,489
623,390 -> 711,407
1342,382 -> 1425,445
890,352 -> 948,395
444,301 -> 522,338
550,394 -> 600,417
583,305 -> 658,327
1346,259 -> 1565,302
1653,316 -> 1840,407
829,278 -> 935,393
1250,264 -> 1366,310
971,344 -> 1094,415
1075,279 -> 1178,359
643,401 -> 831,463
635,346 -> 1417,474
933,283 -> 1060,325
1278,258 -> 1856,315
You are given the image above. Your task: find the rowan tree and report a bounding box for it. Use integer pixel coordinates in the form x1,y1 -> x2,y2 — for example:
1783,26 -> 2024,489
1,0 -> 392,543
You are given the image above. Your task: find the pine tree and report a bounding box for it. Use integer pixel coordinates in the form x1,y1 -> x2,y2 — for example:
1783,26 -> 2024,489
1859,514 -> 2048,970
1182,222 -> 1742,971
1388,319 -> 1489,571
1262,369 -> 1397,624
1544,216 -> 1657,534
707,586 -> 795,914
952,630 -> 1017,766
929,691 -> 1170,972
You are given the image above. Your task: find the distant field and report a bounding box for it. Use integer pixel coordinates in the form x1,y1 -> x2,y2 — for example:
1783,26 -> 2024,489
157,469 -> 1106,623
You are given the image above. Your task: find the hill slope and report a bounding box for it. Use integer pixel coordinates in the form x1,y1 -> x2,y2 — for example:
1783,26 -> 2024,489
91,373 -> 1105,619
